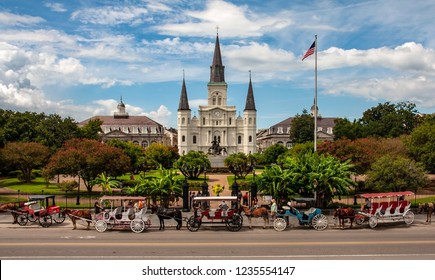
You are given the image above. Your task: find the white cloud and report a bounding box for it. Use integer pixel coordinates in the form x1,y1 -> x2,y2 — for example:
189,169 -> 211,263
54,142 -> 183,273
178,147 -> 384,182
0,12 -> 44,26
44,2 -> 67,12
71,6 -> 150,25
156,0 -> 292,38
143,105 -> 172,127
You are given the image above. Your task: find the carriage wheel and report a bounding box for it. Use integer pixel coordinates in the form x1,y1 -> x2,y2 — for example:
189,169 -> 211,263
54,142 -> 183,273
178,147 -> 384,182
273,218 -> 287,231
95,220 -> 108,232
311,214 -> 328,231
355,216 -> 365,225
17,214 -> 28,226
53,212 -> 66,224
403,211 -> 414,225
38,213 -> 52,228
226,213 -> 243,232
368,216 -> 378,228
186,216 -> 201,232
130,219 -> 145,233
27,213 -> 37,222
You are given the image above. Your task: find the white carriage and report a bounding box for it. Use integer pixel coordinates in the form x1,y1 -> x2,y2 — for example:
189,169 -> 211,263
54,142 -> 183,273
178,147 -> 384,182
356,191 -> 415,228
94,195 -> 150,233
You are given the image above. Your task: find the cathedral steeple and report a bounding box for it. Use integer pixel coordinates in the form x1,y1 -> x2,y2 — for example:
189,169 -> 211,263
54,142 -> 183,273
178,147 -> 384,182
178,71 -> 190,111
209,33 -> 225,83
244,71 -> 256,111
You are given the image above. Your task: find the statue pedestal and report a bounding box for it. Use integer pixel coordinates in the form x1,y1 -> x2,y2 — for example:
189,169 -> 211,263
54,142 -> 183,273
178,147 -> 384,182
208,155 -> 226,168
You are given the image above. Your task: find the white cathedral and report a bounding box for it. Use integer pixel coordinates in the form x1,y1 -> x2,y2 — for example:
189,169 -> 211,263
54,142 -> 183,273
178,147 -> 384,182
177,34 -> 257,156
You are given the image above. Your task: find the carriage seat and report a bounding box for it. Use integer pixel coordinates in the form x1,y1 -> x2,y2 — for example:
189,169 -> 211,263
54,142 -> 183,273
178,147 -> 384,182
113,206 -> 123,219
304,208 -> 317,215
122,207 -> 135,220
134,208 -> 146,219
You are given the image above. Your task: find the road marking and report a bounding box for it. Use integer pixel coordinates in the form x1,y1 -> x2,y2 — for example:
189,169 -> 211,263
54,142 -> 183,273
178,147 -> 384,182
1,240 -> 435,246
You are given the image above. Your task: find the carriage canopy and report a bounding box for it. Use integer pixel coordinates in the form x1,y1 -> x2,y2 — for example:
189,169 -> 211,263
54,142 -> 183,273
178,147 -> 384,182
358,191 -> 414,199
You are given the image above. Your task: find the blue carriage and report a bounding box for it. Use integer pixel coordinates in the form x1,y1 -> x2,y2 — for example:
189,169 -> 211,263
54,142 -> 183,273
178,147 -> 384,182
273,198 -> 328,231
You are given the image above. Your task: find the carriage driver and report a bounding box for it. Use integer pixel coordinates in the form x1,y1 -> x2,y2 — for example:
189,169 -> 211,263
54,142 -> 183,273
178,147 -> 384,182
94,199 -> 104,215
219,200 -> 229,217
361,198 -> 371,212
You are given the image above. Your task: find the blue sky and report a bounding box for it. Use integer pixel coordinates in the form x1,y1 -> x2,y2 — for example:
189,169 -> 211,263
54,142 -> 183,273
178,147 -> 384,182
1,0 -> 434,129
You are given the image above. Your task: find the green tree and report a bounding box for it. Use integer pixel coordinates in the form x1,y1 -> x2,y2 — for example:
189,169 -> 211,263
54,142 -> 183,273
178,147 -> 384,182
0,142 -> 50,183
106,139 -> 146,174
289,109 -> 314,144
78,118 -> 103,140
146,166 -> 183,206
144,143 -> 179,169
43,139 -> 131,192
262,144 -> 289,165
256,165 -> 294,205
35,114 -> 81,152
174,150 -> 210,179
280,152 -> 355,207
91,172 -> 119,194
224,152 -> 256,179
405,115 -> 435,173
365,155 -> 428,192
333,118 -> 363,140
360,102 -> 418,138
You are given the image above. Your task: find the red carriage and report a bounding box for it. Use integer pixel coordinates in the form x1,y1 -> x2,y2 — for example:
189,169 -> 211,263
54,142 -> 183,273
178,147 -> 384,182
355,191 -> 415,228
16,195 -> 65,228
186,196 -> 243,232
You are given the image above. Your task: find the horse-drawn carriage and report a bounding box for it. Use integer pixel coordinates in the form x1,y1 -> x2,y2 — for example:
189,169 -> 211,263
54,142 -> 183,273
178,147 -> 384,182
355,191 -> 415,228
94,196 -> 151,233
16,195 -> 65,228
273,198 -> 328,231
186,196 -> 243,232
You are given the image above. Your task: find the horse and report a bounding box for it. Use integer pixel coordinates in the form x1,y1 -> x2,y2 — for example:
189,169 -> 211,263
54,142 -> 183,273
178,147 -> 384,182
334,207 -> 355,229
0,202 -> 20,224
151,205 -> 182,230
418,202 -> 434,223
239,204 -> 269,229
62,209 -> 92,230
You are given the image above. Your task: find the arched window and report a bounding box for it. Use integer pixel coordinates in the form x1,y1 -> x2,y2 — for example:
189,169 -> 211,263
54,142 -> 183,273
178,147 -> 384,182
182,117 -> 185,125
182,135 -> 186,142
193,135 -> 197,144
238,135 -> 242,144
249,136 -> 252,142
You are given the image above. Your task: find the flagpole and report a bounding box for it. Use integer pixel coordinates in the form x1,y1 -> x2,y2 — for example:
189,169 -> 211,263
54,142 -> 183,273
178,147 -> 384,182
314,35 -> 318,152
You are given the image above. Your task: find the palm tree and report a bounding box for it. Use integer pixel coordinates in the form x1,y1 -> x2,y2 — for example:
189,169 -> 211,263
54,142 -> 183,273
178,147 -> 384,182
146,166 -> 183,207
92,172 -> 119,194
256,165 -> 295,205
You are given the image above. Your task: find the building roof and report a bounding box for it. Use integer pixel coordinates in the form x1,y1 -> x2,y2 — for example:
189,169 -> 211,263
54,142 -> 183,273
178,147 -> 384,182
79,115 -> 163,127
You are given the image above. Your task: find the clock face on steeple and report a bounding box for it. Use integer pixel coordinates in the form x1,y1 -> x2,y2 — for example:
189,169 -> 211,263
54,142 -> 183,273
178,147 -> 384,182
214,110 -> 221,117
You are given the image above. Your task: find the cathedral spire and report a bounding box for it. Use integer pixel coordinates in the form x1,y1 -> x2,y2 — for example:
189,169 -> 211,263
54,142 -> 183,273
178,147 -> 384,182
210,33 -> 225,83
178,71 -> 190,110
244,70 -> 256,111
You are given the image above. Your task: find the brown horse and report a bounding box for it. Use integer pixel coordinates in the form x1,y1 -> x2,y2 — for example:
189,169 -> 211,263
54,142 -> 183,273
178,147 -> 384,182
418,202 -> 434,223
63,209 -> 92,230
334,207 -> 355,229
0,202 -> 20,224
239,204 -> 269,229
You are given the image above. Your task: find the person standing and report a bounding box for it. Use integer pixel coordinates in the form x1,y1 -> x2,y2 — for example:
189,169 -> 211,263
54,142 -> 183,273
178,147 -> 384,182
243,192 -> 249,206
270,199 -> 277,221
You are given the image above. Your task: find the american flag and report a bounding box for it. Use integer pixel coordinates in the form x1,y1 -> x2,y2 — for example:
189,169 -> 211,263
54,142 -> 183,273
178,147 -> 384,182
302,41 -> 315,61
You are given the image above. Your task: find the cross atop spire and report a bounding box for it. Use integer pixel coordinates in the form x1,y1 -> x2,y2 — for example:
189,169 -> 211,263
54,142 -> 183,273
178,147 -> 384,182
216,25 -> 219,35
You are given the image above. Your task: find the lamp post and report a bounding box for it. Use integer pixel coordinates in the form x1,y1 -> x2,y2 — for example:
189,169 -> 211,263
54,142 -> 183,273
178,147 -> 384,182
201,166 -> 209,196
312,179 -> 318,207
250,165 -> 257,207
229,166 -> 239,208
182,165 -> 190,212
76,172 -> 81,205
